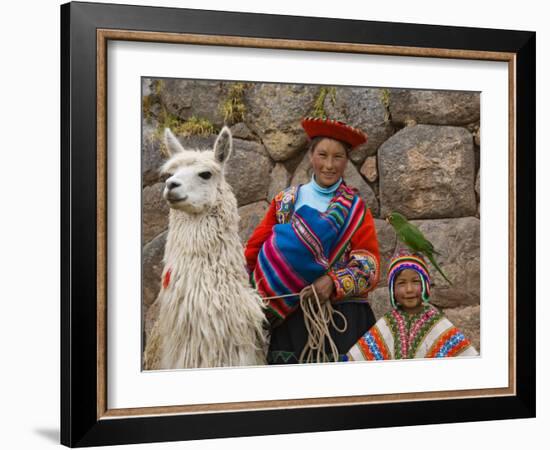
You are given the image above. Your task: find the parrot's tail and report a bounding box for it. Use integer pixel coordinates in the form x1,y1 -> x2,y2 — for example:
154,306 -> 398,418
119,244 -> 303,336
427,253 -> 453,285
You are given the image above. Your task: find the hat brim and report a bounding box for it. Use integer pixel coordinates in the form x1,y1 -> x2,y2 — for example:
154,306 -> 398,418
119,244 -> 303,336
301,117 -> 368,149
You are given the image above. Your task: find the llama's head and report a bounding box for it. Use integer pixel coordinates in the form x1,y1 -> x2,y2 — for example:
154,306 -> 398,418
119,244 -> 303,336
160,126 -> 233,214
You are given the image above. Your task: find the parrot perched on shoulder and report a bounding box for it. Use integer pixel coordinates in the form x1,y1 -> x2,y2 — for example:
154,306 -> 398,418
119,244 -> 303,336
386,212 -> 453,285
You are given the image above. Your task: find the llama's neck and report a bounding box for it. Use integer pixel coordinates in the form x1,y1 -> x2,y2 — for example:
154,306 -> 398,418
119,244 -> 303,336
163,181 -> 242,268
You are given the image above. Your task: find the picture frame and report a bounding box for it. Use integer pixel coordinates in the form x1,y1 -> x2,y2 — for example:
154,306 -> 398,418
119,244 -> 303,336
60,1 -> 535,447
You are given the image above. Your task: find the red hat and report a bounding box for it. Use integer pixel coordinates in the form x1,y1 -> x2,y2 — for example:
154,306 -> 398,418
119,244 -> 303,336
301,117 -> 368,149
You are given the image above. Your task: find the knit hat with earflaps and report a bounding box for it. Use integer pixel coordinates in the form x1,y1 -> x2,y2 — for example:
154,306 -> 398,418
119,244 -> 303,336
387,249 -> 431,309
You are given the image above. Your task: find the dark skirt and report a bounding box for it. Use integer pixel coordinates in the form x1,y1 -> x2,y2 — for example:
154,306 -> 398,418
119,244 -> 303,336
267,301 -> 376,364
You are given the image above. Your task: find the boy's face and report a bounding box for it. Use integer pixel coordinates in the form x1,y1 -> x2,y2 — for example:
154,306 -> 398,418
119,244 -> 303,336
394,268 -> 423,313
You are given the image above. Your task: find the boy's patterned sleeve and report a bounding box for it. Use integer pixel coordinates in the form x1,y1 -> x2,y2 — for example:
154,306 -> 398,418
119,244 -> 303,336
327,208 -> 380,301
244,201 -> 278,273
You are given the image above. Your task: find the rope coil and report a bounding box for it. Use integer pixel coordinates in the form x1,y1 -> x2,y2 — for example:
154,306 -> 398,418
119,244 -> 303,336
259,283 -> 348,364
298,284 -> 347,363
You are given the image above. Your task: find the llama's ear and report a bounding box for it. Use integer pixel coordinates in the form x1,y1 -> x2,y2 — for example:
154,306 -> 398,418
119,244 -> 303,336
213,126 -> 233,164
164,128 -> 185,157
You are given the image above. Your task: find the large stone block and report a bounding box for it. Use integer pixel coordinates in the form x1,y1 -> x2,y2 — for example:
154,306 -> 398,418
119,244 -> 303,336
442,305 -> 480,353
379,125 -> 476,219
144,297 -> 161,346
268,163 -> 291,201
142,231 -> 167,308
238,201 -> 270,245
158,79 -> 225,127
142,78 -> 153,97
230,122 -> 258,141
142,183 -> 169,245
475,170 -> 481,217
142,122 -> 164,187
324,87 -> 395,164
225,139 -> 274,206
244,84 -> 318,161
360,156 -> 378,182
389,89 -> 480,126
410,217 -> 480,308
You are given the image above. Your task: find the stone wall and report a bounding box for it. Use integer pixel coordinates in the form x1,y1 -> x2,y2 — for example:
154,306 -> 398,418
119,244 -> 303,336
141,79 -> 481,351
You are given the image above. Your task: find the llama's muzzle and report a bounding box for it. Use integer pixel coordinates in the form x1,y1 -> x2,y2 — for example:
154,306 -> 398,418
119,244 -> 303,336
166,194 -> 188,203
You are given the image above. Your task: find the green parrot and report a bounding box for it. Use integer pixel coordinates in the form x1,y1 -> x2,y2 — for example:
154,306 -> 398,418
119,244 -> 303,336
386,212 -> 453,285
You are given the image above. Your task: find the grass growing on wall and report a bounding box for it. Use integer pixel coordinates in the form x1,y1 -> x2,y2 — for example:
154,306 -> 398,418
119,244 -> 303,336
176,116 -> 217,136
153,109 -> 217,157
220,82 -> 247,125
311,87 -> 336,118
380,88 -> 391,123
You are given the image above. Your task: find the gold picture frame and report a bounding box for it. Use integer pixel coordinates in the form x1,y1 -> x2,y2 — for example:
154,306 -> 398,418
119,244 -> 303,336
61,1 -> 535,446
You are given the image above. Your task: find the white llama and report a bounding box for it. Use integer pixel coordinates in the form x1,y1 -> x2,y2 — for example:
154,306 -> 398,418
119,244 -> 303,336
144,127 -> 267,369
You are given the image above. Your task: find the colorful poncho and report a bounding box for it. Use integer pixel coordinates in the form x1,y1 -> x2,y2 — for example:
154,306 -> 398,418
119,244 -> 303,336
253,184 -> 365,324
345,305 -> 478,360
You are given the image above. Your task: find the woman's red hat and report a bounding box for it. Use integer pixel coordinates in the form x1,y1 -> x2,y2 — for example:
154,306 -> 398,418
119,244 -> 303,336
301,117 -> 368,149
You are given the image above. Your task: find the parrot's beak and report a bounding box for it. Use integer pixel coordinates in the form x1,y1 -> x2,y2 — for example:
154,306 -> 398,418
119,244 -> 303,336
385,216 -> 390,224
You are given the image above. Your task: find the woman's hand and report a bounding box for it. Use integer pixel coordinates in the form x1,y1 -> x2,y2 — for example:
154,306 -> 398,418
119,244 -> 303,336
300,275 -> 335,304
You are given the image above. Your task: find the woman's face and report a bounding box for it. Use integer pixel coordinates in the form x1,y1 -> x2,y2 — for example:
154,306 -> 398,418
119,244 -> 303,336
309,138 -> 348,188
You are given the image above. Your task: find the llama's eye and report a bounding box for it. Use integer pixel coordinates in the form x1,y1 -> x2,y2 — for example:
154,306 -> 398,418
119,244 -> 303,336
198,171 -> 212,180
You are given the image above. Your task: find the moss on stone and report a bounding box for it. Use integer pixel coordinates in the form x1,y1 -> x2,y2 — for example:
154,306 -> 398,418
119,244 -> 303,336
142,80 -> 167,123
153,111 -> 218,157
220,82 -> 247,125
142,95 -> 154,122
176,116 -> 217,136
154,79 -> 164,96
147,78 -> 218,156
311,87 -> 336,118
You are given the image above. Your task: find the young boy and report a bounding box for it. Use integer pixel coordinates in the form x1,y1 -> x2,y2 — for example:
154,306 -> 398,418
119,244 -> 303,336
345,250 -> 478,361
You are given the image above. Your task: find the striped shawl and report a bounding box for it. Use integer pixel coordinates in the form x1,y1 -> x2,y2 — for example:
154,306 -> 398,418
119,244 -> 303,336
253,184 -> 365,324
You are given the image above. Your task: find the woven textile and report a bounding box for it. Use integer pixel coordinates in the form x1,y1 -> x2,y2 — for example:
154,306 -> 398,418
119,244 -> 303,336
345,305 -> 478,360
253,184 -> 365,324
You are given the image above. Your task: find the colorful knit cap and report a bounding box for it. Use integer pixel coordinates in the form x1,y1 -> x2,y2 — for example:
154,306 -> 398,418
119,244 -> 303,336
387,250 -> 431,309
301,117 -> 368,149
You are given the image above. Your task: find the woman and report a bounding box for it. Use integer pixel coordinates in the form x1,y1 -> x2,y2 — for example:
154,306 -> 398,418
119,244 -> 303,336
245,117 -> 380,364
